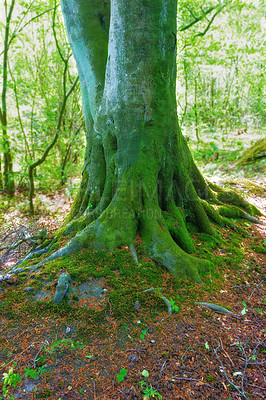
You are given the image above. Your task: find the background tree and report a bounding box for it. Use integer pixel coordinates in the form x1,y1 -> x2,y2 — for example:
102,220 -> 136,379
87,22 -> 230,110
24,0 -> 261,283
177,0 -> 266,136
27,3 -> 79,214
0,0 -> 16,195
0,0 -> 84,202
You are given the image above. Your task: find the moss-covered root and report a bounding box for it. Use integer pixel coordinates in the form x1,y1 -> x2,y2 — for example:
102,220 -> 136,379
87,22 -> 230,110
214,188 -> 262,216
16,199 -> 138,271
218,205 -> 262,224
200,200 -> 255,230
163,201 -> 195,254
140,214 -> 212,283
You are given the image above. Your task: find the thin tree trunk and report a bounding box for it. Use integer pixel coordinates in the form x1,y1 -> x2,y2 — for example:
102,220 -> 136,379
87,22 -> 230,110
194,73 -> 200,141
28,75 -> 78,214
1,0 -> 16,195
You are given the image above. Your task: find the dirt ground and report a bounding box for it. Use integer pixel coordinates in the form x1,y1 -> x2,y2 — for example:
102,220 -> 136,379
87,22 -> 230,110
0,178 -> 265,400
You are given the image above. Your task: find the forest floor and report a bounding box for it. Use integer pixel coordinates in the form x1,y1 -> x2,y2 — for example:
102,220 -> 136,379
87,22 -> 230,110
0,132 -> 265,400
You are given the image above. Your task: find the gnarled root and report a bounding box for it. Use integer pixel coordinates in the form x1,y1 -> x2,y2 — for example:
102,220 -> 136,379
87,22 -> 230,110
10,168 -> 263,281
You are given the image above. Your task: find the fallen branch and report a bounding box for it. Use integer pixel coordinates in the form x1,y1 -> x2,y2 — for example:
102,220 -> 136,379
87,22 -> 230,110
195,302 -> 241,319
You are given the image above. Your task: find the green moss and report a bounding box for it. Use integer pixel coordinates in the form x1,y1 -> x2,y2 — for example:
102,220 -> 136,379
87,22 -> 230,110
36,388 -> 53,398
163,210 -> 195,253
252,244 -> 266,254
236,138 -> 266,165
217,189 -> 260,216
206,375 -> 215,383
201,201 -> 225,226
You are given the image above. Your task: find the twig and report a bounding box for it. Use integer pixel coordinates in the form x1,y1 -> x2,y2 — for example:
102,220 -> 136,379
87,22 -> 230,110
245,382 -> 266,390
93,381 -> 96,400
126,349 -> 146,352
171,376 -> 219,391
33,340 -> 49,369
253,392 -> 265,398
249,281 -> 263,300
219,337 -> 234,367
181,345 -> 191,364
157,360 -> 169,390
0,231 -> 17,242
213,340 -> 249,399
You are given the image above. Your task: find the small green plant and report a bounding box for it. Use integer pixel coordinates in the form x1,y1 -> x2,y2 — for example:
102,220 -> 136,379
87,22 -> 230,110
140,329 -> 147,340
236,342 -> 243,351
1,364 -> 21,399
255,308 -> 264,316
241,301 -> 248,315
24,365 -> 47,379
141,369 -> 149,378
140,381 -> 162,399
117,368 -> 127,383
35,355 -> 47,367
205,341 -> 210,350
170,298 -> 179,314
45,336 -> 84,354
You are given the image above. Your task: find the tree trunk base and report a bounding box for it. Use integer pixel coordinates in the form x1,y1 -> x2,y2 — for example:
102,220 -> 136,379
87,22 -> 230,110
10,177 -> 263,282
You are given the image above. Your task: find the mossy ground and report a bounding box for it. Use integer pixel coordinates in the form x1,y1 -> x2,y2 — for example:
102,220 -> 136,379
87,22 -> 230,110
0,157 -> 265,399
0,215 -> 265,399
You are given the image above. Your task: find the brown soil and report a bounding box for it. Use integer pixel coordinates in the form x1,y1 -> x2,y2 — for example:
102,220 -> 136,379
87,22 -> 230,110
0,186 -> 265,400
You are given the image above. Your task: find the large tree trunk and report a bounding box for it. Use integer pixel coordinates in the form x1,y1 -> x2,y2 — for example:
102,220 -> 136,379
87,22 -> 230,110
22,0 -> 260,282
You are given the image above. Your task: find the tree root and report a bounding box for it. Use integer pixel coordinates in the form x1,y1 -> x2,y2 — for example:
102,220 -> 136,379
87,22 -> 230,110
7,172 -> 263,281
143,287 -> 173,315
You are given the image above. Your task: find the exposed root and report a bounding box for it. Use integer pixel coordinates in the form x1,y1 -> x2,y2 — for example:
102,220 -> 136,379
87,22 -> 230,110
9,168 -> 263,281
218,205 -> 262,224
143,287 -> 173,315
140,212 -> 211,283
163,200 -> 195,254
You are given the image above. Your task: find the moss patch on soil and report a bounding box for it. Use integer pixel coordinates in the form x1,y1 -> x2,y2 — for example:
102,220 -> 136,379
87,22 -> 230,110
0,186 -> 265,400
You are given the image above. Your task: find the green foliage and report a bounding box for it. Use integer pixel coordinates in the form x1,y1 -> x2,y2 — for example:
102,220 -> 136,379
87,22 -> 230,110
177,0 -> 265,135
170,298 -> 180,314
141,369 -> 150,378
1,364 -> 21,399
45,335 -> 84,354
140,380 -> 162,399
255,308 -> 264,316
140,329 -> 148,340
24,365 -> 47,379
117,368 -> 127,383
0,0 -> 84,197
241,301 -> 248,315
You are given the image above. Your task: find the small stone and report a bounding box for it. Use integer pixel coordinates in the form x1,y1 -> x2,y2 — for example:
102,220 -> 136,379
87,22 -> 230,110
151,340 -> 155,344
134,301 -> 140,312
66,327 -> 71,334
24,287 -> 34,292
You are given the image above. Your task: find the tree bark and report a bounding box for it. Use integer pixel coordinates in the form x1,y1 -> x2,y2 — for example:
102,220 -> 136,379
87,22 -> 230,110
27,0 -> 260,282
1,0 -> 16,195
